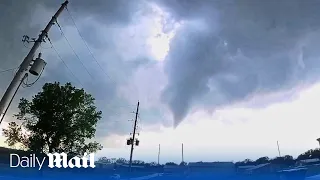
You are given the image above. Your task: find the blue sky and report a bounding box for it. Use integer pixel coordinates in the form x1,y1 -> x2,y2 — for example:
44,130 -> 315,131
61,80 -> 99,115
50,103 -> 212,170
1,0 -> 320,164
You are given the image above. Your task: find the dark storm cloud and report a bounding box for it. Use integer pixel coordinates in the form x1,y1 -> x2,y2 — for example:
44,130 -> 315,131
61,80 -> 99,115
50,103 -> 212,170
0,0 -> 144,76
0,0 -> 40,72
76,25 -> 106,50
42,0 -> 141,26
0,0 -> 152,139
158,0 -> 320,126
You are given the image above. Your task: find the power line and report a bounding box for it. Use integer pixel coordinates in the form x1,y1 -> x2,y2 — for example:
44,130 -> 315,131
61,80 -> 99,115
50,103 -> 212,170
0,68 -> 17,74
47,38 -> 85,88
102,103 -> 140,118
106,103 -> 137,111
22,66 -> 45,88
65,7 -> 115,84
55,20 -> 95,80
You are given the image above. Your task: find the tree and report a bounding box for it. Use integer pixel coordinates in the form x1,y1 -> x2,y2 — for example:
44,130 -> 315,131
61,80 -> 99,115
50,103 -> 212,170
97,157 -> 111,164
283,155 -> 295,166
165,162 -> 178,166
2,82 -> 102,156
132,160 -> 145,165
116,158 -> 127,164
270,155 -> 295,166
149,162 -> 158,166
297,149 -> 320,160
254,156 -> 270,165
180,161 -> 187,166
235,159 -> 255,167
2,122 -> 28,149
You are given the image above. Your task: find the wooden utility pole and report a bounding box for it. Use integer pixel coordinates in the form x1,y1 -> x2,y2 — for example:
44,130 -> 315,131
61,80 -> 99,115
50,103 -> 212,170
0,1 -> 69,122
129,101 -> 140,172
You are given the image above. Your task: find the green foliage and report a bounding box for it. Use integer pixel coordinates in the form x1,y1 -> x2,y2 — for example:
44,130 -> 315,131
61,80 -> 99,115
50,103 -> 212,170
96,157 -> 151,166
179,161 -> 187,166
2,122 -> 28,149
165,162 -> 178,166
2,82 -> 102,155
270,155 -> 295,166
97,157 -> 112,163
254,156 -> 269,165
132,160 -> 145,165
116,158 -> 128,164
235,158 -> 255,167
297,148 -> 320,160
236,155 -> 296,167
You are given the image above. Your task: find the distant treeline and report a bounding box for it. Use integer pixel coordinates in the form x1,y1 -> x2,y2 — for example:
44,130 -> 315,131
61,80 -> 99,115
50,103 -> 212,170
96,157 -> 188,167
235,148 -> 320,167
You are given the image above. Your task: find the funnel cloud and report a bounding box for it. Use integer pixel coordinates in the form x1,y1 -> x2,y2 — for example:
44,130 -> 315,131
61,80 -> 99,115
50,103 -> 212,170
159,0 -> 320,126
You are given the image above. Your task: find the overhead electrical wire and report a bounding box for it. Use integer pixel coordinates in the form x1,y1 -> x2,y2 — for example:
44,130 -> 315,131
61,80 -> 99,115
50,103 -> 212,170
0,4 -> 136,122
0,67 -> 18,74
54,20 -> 95,80
43,39 -> 132,115
64,6 -> 144,105
63,7 -> 139,112
47,37 -> 85,88
22,66 -> 45,88
43,6 -> 136,114
48,24 -> 135,113
65,6 -> 115,84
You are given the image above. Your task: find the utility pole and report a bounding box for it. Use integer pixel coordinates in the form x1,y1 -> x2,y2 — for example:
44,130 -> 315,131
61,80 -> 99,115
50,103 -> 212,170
158,144 -> 160,165
128,101 -> 140,172
277,141 -> 281,157
0,1 -> 69,123
182,143 -> 184,163
0,74 -> 28,124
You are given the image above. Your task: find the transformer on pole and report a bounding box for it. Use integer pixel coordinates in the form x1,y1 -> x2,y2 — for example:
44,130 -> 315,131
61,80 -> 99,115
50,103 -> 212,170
127,101 -> 140,172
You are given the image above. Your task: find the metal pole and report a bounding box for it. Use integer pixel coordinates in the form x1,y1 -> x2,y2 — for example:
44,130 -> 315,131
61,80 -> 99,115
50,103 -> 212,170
0,73 -> 28,124
0,0 -> 69,123
158,144 -> 160,165
129,101 -> 139,172
277,141 -> 281,157
182,143 -> 184,163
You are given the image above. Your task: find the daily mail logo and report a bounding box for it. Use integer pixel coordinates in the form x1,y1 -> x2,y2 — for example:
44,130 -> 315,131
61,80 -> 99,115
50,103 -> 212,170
10,153 -> 95,170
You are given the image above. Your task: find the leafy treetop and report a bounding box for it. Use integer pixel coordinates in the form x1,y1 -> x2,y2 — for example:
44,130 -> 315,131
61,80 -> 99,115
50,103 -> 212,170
2,82 -> 102,156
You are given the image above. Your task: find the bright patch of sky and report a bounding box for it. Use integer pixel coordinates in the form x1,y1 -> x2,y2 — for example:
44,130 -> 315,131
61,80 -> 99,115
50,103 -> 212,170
145,3 -> 182,61
97,82 -> 320,163
111,2 -> 183,62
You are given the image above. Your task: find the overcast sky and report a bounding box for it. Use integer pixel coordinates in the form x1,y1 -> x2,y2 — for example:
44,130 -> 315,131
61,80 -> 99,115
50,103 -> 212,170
1,0 -> 320,164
